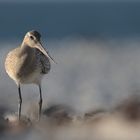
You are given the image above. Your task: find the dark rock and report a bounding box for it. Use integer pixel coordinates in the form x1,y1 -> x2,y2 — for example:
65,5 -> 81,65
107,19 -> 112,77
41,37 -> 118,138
115,95 -> 140,121
43,104 -> 73,125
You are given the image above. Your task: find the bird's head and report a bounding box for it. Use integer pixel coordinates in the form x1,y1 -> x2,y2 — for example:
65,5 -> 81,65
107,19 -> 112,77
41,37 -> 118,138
23,30 -> 56,63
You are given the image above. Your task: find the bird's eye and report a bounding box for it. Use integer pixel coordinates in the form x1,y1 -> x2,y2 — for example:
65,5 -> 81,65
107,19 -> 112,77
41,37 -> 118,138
30,36 -> 34,40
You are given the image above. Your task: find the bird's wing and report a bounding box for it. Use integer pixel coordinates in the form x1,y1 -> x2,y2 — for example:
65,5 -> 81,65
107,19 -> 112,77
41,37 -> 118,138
36,49 -> 51,74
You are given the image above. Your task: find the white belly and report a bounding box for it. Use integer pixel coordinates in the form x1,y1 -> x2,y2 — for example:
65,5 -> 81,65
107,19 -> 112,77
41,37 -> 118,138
18,70 -> 43,85
6,67 -> 43,85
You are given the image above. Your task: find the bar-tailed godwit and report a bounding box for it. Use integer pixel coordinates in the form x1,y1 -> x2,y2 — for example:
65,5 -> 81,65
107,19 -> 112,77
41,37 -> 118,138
5,30 -> 55,120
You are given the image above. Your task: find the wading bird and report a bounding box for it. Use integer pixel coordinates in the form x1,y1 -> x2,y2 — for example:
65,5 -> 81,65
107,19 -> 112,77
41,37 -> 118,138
5,30 -> 55,120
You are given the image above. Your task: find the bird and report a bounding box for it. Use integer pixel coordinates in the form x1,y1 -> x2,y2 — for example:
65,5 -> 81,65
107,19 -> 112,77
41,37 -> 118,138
5,30 -> 56,121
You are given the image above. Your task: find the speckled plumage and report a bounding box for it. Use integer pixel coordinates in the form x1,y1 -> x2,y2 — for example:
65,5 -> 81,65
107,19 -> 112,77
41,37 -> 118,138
36,49 -> 51,74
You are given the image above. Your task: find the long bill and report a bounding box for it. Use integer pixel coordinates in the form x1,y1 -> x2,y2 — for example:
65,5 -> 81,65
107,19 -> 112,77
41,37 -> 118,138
35,41 -> 57,64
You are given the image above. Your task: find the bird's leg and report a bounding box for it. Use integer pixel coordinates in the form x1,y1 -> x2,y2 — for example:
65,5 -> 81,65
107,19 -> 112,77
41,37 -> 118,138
18,84 -> 22,121
38,84 -> 43,120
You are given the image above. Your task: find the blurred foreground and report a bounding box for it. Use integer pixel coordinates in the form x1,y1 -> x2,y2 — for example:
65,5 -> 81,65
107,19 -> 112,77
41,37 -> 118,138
0,95 -> 140,140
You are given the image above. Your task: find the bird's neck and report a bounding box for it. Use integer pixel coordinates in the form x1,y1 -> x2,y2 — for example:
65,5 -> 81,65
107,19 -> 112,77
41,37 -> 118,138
19,42 -> 35,56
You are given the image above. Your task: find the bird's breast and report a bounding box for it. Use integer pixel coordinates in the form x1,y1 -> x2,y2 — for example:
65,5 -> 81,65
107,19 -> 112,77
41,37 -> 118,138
5,47 -> 51,84
5,48 -> 37,82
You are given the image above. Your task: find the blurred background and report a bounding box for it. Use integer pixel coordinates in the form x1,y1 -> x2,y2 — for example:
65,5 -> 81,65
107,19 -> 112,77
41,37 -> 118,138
0,1 -> 140,40
0,0 -> 140,111
0,0 -> 140,139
